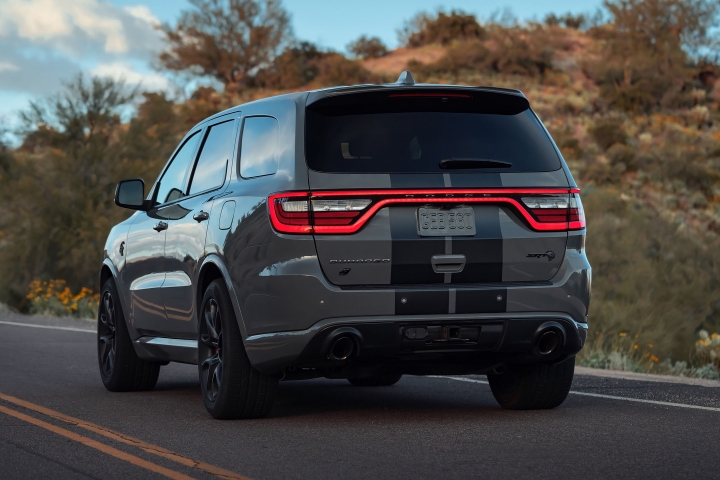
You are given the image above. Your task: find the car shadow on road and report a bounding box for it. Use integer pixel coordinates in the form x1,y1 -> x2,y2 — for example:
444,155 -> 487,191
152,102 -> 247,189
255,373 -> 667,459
143,368 -> 579,421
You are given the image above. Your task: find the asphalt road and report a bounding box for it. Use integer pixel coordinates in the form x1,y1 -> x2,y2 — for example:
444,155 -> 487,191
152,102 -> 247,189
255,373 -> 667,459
1,314 -> 719,480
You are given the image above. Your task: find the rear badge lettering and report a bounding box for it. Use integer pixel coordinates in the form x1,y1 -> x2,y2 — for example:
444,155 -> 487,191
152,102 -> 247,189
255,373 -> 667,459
526,251 -> 556,261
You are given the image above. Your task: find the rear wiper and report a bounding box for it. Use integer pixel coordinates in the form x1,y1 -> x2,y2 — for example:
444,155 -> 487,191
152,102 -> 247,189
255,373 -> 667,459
439,158 -> 513,169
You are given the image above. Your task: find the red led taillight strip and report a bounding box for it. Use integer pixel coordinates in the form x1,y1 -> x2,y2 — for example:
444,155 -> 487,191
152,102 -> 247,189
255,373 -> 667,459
268,188 -> 584,234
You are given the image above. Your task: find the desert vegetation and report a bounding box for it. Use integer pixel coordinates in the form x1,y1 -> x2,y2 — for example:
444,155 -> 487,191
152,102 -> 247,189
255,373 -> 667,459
0,0 -> 719,378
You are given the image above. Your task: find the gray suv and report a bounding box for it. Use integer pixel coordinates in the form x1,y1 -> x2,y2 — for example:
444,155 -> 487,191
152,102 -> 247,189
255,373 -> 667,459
99,72 -> 590,419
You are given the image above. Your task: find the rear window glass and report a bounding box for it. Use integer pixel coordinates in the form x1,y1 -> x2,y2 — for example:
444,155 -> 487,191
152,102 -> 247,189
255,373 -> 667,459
305,92 -> 561,174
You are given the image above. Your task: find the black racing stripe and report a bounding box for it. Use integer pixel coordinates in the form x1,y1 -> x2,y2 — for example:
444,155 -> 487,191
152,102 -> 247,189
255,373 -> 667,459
448,173 -> 502,188
389,206 -> 444,284
452,205 -> 503,283
455,288 -> 507,314
395,290 -> 449,315
390,174 -> 445,188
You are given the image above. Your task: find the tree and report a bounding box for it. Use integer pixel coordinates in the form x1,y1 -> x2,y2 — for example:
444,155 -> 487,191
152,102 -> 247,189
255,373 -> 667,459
159,0 -> 292,91
252,42 -> 329,89
0,76 -> 139,305
347,35 -> 388,59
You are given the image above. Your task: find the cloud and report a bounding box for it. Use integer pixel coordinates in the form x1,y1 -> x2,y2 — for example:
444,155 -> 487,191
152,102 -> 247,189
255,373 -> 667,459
0,0 -> 169,102
0,62 -> 20,73
91,61 -> 170,92
0,39 -> 81,95
0,0 -> 163,58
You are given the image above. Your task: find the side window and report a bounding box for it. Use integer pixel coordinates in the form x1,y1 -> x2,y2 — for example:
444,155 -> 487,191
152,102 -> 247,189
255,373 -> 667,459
188,120 -> 235,195
156,131 -> 201,204
239,116 -> 279,178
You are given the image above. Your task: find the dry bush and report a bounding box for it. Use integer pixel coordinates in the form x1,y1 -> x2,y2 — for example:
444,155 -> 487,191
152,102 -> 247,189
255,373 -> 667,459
582,187 -> 720,361
588,117 -> 627,150
544,13 -> 587,29
310,54 -> 381,87
400,9 -> 485,47
347,35 -> 388,60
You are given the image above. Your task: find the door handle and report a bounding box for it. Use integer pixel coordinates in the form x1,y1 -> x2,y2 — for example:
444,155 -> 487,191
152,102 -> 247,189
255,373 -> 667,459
153,221 -> 168,232
431,254 -> 466,274
193,211 -> 210,222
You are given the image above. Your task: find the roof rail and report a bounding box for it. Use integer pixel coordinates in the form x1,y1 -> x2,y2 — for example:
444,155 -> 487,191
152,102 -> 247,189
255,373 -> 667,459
395,70 -> 415,85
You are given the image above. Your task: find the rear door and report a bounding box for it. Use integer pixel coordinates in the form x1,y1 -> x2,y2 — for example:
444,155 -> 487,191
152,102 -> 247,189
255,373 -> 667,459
300,89 -> 573,289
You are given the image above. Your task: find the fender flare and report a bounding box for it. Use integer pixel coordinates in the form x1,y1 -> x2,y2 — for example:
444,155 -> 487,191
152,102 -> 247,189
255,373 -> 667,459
196,254 -> 249,341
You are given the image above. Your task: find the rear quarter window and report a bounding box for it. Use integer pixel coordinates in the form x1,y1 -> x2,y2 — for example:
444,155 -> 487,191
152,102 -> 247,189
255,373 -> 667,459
239,116 -> 279,178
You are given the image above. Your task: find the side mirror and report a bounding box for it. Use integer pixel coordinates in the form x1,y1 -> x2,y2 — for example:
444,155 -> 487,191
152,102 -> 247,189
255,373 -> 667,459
115,179 -> 148,210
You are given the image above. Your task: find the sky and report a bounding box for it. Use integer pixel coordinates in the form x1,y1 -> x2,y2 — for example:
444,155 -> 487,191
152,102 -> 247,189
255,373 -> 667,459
0,0 -> 604,131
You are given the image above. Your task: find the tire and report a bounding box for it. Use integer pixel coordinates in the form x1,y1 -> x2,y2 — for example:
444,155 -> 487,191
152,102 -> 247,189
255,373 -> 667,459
487,356 -> 575,410
198,280 -> 278,419
348,373 -> 403,387
98,279 -> 160,392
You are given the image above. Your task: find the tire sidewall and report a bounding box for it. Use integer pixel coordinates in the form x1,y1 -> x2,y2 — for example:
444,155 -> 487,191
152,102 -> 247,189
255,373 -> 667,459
97,278 -> 129,388
198,281 -> 238,415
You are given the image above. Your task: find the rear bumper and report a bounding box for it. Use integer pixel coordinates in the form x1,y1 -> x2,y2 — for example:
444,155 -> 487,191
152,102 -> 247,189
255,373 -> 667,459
245,312 -> 588,374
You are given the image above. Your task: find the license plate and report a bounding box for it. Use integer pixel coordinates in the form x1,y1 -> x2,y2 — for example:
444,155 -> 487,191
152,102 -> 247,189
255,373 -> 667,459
417,207 -> 476,236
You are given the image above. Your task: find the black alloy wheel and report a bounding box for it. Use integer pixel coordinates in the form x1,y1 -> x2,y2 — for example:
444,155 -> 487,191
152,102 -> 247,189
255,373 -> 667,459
199,298 -> 223,402
98,290 -> 117,378
198,280 -> 278,419
97,278 -> 160,392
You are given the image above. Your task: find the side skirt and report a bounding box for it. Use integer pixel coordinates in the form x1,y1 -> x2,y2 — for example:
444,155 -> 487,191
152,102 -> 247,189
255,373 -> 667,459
134,337 -> 198,365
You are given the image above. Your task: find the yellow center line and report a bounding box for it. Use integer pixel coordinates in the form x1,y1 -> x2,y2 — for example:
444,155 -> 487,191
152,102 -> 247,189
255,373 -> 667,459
0,404 -> 193,480
0,392 -> 251,480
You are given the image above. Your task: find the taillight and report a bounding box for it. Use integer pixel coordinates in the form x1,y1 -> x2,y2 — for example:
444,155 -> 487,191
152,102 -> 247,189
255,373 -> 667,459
269,194 -> 372,233
269,189 -> 585,234
520,191 -> 586,230
270,193 -> 311,233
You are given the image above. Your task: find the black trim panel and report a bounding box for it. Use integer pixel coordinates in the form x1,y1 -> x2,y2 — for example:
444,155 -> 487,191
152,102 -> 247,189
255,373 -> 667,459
456,288 -> 507,314
395,290 -> 449,315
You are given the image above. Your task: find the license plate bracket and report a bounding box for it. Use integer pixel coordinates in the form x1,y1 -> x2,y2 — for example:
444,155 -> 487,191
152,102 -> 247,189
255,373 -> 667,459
417,207 -> 476,237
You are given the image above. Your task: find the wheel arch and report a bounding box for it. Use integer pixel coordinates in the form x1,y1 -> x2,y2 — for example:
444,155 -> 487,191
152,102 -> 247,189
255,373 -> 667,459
196,255 -> 249,340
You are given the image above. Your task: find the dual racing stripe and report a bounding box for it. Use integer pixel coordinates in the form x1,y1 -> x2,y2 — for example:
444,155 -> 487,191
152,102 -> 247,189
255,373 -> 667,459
388,173 -> 508,315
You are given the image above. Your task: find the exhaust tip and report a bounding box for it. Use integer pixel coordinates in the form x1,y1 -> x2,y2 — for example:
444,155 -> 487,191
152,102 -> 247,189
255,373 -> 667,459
329,336 -> 355,361
537,330 -> 560,355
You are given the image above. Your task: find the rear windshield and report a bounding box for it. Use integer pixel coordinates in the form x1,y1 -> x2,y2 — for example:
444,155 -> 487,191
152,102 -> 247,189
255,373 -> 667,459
305,91 -> 561,174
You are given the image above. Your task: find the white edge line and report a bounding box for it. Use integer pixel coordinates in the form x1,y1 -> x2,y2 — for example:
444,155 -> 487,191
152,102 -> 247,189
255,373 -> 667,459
0,320 -> 95,333
433,375 -> 720,413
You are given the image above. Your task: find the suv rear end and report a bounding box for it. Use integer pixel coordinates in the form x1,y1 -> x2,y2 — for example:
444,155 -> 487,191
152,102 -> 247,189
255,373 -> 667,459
241,78 -> 590,409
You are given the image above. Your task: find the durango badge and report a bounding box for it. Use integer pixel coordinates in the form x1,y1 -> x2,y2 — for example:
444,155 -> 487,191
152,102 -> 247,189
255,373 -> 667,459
329,259 -> 390,264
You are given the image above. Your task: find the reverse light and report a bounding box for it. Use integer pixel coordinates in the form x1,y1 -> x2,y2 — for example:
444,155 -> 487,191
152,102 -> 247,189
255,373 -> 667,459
569,193 -> 586,230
